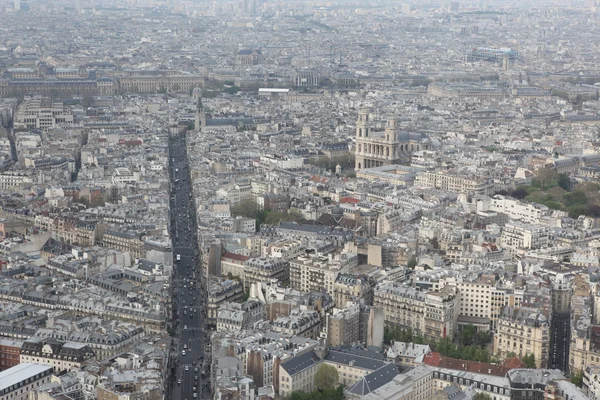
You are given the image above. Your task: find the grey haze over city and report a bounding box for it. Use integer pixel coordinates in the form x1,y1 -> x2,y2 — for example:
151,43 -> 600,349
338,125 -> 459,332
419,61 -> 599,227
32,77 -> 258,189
0,0 -> 599,400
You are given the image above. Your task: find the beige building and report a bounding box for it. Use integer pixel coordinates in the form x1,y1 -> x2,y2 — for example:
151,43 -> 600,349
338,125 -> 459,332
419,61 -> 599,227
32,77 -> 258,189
290,256 -> 341,295
326,303 -> 361,347
354,109 -> 430,171
13,96 -> 74,131
333,274 -> 373,307
34,214 -> 96,246
20,338 -> 95,372
500,221 -> 551,252
414,171 -> 494,195
374,283 -> 460,341
118,74 -> 204,93
102,227 -> 145,261
493,306 -> 549,368
243,257 -> 289,289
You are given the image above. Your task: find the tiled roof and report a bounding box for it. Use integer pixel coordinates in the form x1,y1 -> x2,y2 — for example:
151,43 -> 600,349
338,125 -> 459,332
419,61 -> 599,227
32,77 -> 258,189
280,351 -> 321,376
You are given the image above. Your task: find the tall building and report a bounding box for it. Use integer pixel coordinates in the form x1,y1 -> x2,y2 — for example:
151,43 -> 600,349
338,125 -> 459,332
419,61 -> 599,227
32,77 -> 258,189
326,303 -> 361,347
494,306 -> 550,368
13,0 -> 20,10
354,109 -> 429,171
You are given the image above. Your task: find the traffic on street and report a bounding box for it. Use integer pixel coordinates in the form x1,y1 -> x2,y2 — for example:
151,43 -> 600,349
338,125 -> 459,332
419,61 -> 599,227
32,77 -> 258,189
168,133 -> 211,400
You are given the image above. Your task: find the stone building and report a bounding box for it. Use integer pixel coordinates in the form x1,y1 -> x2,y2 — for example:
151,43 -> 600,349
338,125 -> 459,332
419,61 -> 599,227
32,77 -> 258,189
354,109 -> 430,171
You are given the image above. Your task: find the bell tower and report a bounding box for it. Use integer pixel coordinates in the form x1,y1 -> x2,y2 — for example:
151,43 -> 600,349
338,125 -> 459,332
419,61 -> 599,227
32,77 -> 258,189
195,97 -> 206,132
355,108 -> 371,171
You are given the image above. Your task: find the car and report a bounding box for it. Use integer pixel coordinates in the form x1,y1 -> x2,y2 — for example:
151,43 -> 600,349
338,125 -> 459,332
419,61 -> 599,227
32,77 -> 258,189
183,311 -> 187,316
194,367 -> 199,372
193,387 -> 197,392
178,378 -> 182,384
184,344 -> 188,350
181,350 -> 186,356
185,365 -> 189,371
194,375 -> 199,381
193,394 -> 197,398
192,361 -> 196,366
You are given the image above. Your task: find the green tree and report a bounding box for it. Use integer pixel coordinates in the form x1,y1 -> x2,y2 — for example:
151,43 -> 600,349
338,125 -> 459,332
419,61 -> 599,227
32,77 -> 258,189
314,364 -> 339,391
571,370 -> 584,387
522,353 -> 536,368
557,173 -> 572,191
564,191 -> 587,207
533,167 -> 558,190
474,393 -> 493,400
459,325 -> 476,346
407,256 -> 418,269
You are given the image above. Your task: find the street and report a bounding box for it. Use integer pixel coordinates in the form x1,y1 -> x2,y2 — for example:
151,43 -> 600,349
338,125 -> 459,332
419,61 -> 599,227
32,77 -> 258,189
168,133 -> 211,400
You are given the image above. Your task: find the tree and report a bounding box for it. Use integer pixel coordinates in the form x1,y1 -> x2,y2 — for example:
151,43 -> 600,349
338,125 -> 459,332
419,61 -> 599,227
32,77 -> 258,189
557,173 -> 572,191
459,325 -> 476,346
314,364 -> 339,391
407,256 -> 418,269
522,353 -> 536,368
511,187 -> 529,199
571,370 -> 584,387
474,393 -> 493,400
533,167 -> 558,190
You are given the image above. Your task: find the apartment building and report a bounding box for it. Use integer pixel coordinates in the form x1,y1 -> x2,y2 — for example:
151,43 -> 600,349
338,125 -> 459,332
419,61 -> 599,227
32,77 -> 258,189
414,171 -> 494,195
220,252 -> 250,279
13,96 -> 74,131
20,338 -> 95,372
217,300 -> 266,331
501,221 -> 551,252
0,172 -> 33,190
431,367 -> 511,400
34,214 -> 97,246
424,288 -> 460,340
334,274 -> 374,307
0,363 -> 54,400
272,309 -> 321,339
0,339 -> 22,371
493,307 -> 550,368
102,226 -> 145,261
208,277 -> 245,326
374,283 -> 460,340
243,257 -> 289,289
448,279 -> 521,331
290,256 -> 341,295
326,303 -> 361,347
481,195 -> 549,224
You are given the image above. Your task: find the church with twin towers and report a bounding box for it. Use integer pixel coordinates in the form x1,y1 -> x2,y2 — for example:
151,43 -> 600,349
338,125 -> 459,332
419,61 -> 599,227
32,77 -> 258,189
354,108 -> 431,170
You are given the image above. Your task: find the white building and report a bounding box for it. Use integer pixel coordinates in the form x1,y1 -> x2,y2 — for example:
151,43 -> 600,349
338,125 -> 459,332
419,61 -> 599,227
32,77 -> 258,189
0,363 -> 54,400
501,221 -> 551,252
481,195 -> 548,224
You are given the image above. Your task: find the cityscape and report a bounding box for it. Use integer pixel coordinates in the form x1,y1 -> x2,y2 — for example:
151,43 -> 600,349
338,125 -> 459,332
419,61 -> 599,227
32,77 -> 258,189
0,0 -> 600,400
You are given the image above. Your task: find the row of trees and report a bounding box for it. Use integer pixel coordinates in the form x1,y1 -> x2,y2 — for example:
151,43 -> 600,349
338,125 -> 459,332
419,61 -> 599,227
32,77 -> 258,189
499,167 -> 600,218
230,199 -> 305,228
382,325 -> 543,367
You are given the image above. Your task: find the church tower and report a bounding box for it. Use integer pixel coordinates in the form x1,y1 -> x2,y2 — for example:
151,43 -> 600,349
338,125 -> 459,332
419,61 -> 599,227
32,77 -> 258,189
195,97 -> 206,132
354,108 -> 371,170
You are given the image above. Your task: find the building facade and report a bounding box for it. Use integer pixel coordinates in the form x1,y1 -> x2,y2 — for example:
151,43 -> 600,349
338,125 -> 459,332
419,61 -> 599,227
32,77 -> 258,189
354,109 -> 429,171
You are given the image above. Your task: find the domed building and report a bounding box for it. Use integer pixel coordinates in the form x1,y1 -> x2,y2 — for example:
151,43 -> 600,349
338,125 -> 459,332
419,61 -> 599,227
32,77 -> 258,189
354,108 -> 430,170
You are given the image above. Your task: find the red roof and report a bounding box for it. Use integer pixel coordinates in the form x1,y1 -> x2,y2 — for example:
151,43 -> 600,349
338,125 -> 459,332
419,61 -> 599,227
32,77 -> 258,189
423,352 -> 514,376
340,197 -> 360,204
221,252 -> 250,262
